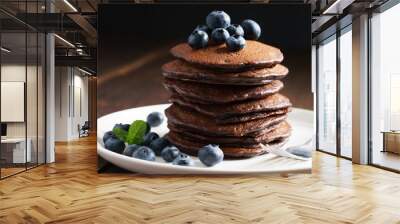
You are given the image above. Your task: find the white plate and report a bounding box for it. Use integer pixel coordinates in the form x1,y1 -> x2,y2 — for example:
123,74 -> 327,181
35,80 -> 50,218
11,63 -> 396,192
97,104 -> 313,175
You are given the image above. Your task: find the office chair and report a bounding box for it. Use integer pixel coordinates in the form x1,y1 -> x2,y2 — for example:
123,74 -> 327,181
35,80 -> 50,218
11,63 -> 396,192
79,121 -> 90,138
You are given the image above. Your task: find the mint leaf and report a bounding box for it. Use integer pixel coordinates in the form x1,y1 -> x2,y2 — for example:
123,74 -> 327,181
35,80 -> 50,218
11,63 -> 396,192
126,120 -> 148,145
112,127 -> 128,142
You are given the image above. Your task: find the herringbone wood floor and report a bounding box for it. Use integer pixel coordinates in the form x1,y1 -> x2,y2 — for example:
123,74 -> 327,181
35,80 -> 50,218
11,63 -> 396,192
1,136 -> 400,224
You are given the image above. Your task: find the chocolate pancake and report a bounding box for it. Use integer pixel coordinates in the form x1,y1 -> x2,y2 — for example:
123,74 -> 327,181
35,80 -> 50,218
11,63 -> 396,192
170,41 -> 284,70
168,121 -> 291,147
162,59 -> 288,85
164,78 -> 283,104
170,93 -> 291,124
168,119 -> 283,138
166,131 -> 288,158
165,104 -> 287,137
216,109 -> 290,124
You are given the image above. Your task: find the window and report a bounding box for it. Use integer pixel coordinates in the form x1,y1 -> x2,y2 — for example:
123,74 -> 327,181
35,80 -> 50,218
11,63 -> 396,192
339,28 -> 352,158
317,35 -> 337,154
370,2 -> 400,171
317,25 -> 353,159
0,2 -> 47,179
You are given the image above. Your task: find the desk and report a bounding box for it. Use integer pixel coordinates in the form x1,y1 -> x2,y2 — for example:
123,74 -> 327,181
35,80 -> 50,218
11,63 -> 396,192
1,138 -> 31,163
382,131 -> 400,154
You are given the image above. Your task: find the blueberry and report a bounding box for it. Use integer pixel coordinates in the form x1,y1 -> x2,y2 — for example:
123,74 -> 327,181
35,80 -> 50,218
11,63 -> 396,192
195,24 -> 211,34
241,19 -> 261,40
123,144 -> 140,157
211,28 -> 230,45
122,124 -> 130,131
206,11 -> 231,29
226,24 -> 244,36
172,153 -> 194,166
142,132 -> 159,146
145,123 -> 151,134
198,144 -> 224,167
103,131 -> 115,144
104,137 -> 125,154
132,146 -> 156,161
149,137 -> 170,156
226,35 -> 246,51
161,146 -> 180,162
188,30 -> 208,49
147,112 -> 164,127
114,123 -> 130,131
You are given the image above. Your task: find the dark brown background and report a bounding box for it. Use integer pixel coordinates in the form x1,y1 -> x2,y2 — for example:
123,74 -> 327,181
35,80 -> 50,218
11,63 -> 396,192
97,4 -> 312,117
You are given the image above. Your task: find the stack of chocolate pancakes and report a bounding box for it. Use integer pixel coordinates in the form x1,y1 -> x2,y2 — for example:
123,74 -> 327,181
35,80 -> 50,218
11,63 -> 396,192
162,40 -> 292,158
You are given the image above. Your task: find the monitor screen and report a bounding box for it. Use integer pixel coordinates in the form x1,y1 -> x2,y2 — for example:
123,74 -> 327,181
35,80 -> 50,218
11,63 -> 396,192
1,123 -> 7,137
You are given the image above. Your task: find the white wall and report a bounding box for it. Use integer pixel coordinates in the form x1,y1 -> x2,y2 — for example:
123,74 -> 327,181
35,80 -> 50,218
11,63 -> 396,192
1,82 -> 25,122
55,67 -> 89,141
55,66 -> 70,141
72,73 -> 89,138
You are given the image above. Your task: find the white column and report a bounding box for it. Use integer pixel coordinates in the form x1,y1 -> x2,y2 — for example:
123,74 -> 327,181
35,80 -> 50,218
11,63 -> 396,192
46,32 -> 55,163
311,45 -> 317,150
352,14 -> 369,164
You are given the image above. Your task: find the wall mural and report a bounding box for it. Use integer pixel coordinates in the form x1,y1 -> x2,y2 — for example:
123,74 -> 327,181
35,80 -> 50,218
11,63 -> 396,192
97,4 -> 313,174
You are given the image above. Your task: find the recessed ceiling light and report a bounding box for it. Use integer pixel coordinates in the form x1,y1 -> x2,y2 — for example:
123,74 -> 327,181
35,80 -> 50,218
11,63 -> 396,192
1,47 -> 11,53
322,0 -> 353,15
77,67 -> 94,76
63,0 -> 78,12
54,34 -> 75,48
